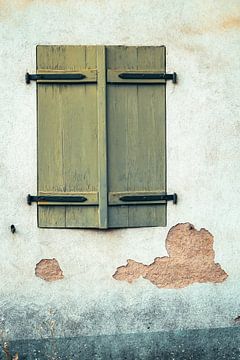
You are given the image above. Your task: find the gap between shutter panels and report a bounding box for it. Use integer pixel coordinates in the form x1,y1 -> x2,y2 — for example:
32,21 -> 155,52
35,45 -> 168,228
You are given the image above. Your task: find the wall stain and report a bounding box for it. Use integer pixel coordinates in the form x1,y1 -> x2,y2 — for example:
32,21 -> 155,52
35,258 -> 64,282
113,223 -> 228,289
0,0 -> 66,20
0,0 -> 33,19
221,16 -> 240,30
181,16 -> 240,36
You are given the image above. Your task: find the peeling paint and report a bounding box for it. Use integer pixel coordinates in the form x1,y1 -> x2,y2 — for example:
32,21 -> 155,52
113,223 -> 228,289
35,258 -> 64,282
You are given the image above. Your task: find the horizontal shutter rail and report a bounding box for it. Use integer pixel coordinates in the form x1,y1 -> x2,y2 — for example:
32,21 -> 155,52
107,70 -> 176,84
27,192 -> 99,206
26,70 -> 97,84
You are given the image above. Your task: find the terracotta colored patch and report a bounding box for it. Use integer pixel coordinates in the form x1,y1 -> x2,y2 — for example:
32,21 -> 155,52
113,223 -> 228,289
35,258 -> 64,282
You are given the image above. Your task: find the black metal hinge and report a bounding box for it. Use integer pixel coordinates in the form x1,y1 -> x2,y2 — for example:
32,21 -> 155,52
119,193 -> 177,204
119,72 -> 177,83
27,194 -> 87,205
25,72 -> 86,84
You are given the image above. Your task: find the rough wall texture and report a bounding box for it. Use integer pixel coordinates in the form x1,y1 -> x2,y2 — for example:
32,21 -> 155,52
0,0 -> 239,358
113,223 -> 228,288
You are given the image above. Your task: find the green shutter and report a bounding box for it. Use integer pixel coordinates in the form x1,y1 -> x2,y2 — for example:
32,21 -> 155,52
106,46 -> 166,227
37,45 -> 166,228
37,45 -> 101,228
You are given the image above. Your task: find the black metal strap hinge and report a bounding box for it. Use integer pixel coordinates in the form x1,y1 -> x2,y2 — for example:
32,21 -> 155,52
27,194 -> 87,205
119,72 -> 177,83
25,72 -> 86,84
119,193 -> 177,204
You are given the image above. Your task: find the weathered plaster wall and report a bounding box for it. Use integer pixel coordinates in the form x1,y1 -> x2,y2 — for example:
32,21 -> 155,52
0,0 -> 240,356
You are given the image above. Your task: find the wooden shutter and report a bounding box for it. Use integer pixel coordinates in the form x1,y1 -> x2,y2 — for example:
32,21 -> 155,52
106,46 -> 166,227
37,45 -> 103,228
37,45 -> 166,228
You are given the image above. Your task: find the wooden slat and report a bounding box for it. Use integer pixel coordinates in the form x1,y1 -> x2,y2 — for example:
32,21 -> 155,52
97,46 -> 108,228
128,46 -> 166,227
107,46 -> 138,228
64,46 -> 99,228
37,72 -> 66,227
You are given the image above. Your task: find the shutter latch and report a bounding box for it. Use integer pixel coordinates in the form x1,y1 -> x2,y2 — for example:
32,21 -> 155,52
119,193 -> 177,204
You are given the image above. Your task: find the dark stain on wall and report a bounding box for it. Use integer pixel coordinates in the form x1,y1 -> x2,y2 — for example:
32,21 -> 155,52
35,258 -> 64,282
113,223 -> 228,288
3,326 -> 240,359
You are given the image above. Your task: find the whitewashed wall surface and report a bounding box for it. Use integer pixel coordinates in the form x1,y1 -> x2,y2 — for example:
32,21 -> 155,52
0,0 -> 240,358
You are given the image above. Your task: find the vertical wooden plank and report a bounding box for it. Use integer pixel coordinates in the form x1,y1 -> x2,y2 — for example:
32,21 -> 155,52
97,46 -> 108,228
37,47 -> 66,227
128,46 -> 166,227
64,46 -> 99,227
107,46 -> 138,227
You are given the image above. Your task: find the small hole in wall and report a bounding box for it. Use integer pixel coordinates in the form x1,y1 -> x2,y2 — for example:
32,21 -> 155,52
10,224 -> 16,233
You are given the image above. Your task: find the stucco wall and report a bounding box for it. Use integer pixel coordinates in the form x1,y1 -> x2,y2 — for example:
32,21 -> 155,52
0,0 -> 240,356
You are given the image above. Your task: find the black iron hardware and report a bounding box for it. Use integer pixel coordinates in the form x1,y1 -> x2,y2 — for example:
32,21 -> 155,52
25,72 -> 86,84
10,225 -> 16,233
119,72 -> 177,83
119,193 -> 177,204
27,194 -> 87,205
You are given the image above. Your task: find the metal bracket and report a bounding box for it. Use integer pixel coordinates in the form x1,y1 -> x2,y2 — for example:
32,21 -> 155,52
118,72 -> 177,83
25,72 -> 86,84
27,194 -> 88,205
119,193 -> 177,204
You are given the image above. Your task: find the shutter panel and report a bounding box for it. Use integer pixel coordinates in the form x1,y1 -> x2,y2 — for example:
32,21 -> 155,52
37,45 -> 106,228
37,45 -> 166,228
106,46 -> 166,227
